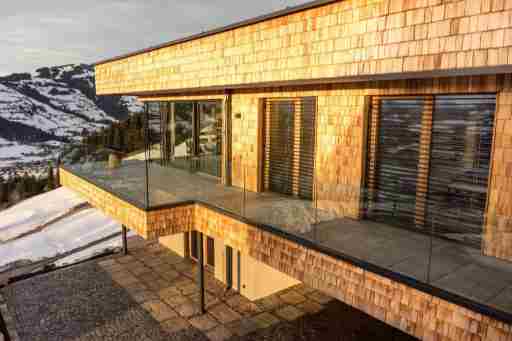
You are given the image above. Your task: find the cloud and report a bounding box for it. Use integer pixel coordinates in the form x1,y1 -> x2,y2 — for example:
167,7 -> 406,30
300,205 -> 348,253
1,0 -> 308,74
39,17 -> 76,25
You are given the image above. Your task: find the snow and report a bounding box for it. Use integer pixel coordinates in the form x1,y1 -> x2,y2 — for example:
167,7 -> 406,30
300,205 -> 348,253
0,187 -> 123,271
0,187 -> 86,242
0,137 -> 62,168
121,96 -> 144,113
56,229 -> 135,267
34,80 -> 112,122
0,83 -> 110,139
0,208 -> 121,269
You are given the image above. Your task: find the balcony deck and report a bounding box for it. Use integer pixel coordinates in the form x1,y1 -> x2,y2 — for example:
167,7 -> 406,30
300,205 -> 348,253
61,160 -> 512,327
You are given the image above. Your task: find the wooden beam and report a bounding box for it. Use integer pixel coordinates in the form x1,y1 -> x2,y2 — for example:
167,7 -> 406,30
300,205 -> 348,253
415,96 -> 434,228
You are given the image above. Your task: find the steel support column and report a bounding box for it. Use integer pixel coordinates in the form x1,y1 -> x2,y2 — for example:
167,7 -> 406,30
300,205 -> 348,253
197,232 -> 205,314
122,225 -> 128,255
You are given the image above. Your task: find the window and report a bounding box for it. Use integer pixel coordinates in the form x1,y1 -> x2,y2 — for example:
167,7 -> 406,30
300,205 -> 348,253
263,97 -> 316,199
366,94 -> 496,247
206,236 -> 215,267
158,100 -> 223,177
190,231 -> 198,260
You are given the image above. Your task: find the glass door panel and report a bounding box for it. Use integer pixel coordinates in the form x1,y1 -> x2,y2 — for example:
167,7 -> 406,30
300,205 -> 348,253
197,101 -> 222,177
171,102 -> 195,170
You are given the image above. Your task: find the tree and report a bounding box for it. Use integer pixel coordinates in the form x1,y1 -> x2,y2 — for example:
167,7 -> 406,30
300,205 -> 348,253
9,178 -> 22,204
16,177 -> 26,201
46,162 -> 55,191
0,177 -> 6,204
55,157 -> 61,188
2,175 -> 12,204
22,172 -> 31,197
113,124 -> 122,150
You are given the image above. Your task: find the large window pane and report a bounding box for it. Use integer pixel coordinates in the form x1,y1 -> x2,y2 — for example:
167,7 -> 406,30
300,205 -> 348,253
368,98 -> 423,227
174,102 -> 194,158
197,101 -> 222,177
427,94 -> 496,247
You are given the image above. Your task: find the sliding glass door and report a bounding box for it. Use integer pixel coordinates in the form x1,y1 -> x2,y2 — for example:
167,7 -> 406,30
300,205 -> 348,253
197,101 -> 223,177
160,100 -> 222,177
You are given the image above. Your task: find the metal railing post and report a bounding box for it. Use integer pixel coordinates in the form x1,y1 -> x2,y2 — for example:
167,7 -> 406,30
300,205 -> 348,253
197,232 -> 205,314
122,225 -> 128,255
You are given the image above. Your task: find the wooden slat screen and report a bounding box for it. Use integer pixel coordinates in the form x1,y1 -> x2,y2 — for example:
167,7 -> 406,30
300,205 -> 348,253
366,98 -> 424,227
263,97 -> 316,200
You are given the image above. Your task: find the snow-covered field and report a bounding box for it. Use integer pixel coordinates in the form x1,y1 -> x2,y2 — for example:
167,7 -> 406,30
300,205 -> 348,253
0,187 -> 122,272
0,137 -> 62,169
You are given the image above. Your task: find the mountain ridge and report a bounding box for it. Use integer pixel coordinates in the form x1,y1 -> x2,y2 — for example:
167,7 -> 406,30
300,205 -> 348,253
0,63 -> 143,172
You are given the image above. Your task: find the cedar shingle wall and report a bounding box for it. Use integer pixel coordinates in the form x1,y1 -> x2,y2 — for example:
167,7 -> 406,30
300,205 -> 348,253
484,75 -> 512,261
96,0 -> 512,95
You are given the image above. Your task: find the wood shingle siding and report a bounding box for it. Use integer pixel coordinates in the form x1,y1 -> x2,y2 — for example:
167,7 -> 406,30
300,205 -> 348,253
96,0 -> 512,95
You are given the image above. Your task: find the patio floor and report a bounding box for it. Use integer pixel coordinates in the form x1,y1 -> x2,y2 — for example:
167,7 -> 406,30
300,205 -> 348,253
0,237 -> 416,341
309,219 -> 512,314
65,161 -> 512,318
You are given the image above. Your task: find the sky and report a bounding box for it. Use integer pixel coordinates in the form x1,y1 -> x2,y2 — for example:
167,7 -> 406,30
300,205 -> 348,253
0,0 -> 308,76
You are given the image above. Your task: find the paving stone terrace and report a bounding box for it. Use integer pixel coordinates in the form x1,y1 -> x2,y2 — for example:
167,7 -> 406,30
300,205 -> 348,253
63,161 -> 512,320
0,237 -> 416,341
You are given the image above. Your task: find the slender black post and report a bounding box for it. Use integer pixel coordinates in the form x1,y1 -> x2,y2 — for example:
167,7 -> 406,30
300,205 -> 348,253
197,232 -> 205,314
144,103 -> 150,208
122,225 -> 128,255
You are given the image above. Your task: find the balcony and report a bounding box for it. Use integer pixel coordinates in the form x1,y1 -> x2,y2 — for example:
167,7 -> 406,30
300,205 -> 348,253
60,156 -> 512,325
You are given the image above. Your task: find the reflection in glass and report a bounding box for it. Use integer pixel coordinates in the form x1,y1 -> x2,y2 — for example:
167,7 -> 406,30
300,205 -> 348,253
198,101 -> 223,177
174,102 -> 194,158
367,99 -> 424,228
426,95 -> 496,247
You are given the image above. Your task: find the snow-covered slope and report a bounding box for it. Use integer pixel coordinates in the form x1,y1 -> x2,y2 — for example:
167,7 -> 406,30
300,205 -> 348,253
0,187 -> 122,272
0,82 -> 108,139
0,208 -> 121,269
0,64 -> 144,169
0,187 -> 87,242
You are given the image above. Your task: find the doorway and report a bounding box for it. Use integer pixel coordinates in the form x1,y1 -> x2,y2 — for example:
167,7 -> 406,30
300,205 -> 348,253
189,231 -> 215,272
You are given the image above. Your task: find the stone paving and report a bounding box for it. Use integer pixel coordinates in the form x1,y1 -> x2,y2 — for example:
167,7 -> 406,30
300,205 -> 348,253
0,237 -> 416,340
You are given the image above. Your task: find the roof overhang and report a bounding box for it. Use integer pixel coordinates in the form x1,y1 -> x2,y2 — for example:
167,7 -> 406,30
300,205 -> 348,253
97,65 -> 512,97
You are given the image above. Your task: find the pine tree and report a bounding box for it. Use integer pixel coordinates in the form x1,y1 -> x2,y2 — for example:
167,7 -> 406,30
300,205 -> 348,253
55,157 -> 61,188
11,180 -> 23,204
3,176 -> 12,204
0,177 -> 5,204
46,162 -> 55,191
22,172 -> 31,197
113,124 -> 122,150
29,175 -> 37,196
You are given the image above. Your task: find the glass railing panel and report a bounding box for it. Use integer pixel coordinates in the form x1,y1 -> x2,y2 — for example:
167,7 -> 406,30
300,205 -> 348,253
307,184 -> 433,284
62,144 -> 151,209
142,153 -> 243,216
234,162 -> 320,239
427,207 -> 512,315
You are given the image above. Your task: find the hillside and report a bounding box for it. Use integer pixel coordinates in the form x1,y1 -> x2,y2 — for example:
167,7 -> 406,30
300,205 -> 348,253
0,64 -> 143,174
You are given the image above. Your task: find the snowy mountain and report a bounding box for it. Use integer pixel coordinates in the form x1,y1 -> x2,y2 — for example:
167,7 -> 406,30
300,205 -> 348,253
0,64 -> 143,171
